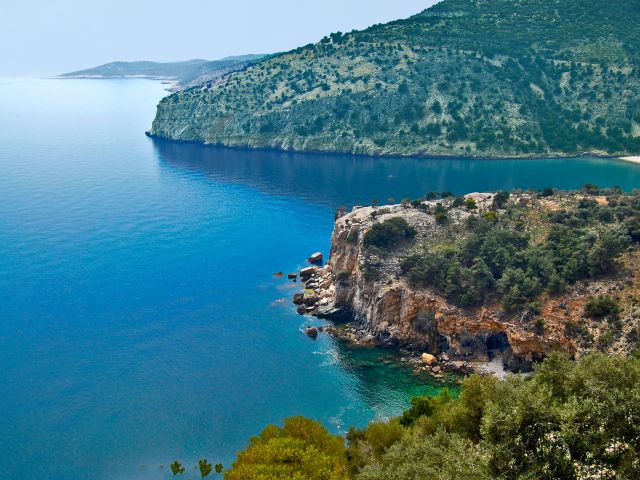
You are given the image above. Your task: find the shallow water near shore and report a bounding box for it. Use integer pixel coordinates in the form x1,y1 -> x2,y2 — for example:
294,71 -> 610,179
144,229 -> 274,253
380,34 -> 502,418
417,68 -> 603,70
2,78 -> 640,480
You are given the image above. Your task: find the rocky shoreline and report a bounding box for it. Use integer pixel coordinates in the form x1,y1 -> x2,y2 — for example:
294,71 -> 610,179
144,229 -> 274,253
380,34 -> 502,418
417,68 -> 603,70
289,249 -> 497,378
288,191 -> 640,377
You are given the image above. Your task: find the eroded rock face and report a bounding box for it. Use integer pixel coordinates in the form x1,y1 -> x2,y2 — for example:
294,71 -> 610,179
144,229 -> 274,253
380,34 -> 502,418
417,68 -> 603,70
312,199 -> 575,372
295,193 -> 640,372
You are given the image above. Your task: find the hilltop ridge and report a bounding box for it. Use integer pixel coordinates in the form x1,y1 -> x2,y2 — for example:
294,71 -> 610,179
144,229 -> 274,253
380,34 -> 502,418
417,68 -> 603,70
150,0 -> 640,157
60,55 -> 267,89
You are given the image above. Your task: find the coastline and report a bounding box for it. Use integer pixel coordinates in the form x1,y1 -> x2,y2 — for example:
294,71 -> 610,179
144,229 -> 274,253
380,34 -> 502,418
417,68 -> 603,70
57,75 -> 180,91
619,156 -> 640,165
146,133 -> 638,163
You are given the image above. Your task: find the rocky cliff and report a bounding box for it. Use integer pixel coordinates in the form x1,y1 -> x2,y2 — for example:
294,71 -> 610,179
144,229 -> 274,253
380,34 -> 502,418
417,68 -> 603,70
297,190 -> 640,372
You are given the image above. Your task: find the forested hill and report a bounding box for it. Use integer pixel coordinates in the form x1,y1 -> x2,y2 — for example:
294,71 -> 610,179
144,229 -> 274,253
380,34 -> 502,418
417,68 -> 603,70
150,0 -> 640,158
385,0 -> 640,63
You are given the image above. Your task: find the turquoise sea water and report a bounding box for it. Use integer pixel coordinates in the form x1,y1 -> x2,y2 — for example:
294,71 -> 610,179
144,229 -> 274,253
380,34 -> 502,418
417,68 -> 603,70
2,78 -> 640,479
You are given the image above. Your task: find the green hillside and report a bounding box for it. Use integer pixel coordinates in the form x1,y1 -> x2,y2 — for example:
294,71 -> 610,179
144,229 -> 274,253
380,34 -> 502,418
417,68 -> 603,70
150,0 -> 640,157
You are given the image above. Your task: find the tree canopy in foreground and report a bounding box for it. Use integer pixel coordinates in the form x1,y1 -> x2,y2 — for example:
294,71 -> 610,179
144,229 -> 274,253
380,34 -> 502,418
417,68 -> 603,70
225,353 -> 640,479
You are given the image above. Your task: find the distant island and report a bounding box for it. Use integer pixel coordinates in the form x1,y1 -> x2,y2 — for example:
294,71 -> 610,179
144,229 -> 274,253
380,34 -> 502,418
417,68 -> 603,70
149,0 -> 640,158
60,54 -> 267,90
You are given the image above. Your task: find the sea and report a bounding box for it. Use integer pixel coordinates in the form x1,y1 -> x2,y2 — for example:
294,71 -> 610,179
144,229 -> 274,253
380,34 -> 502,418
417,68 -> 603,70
2,77 -> 640,479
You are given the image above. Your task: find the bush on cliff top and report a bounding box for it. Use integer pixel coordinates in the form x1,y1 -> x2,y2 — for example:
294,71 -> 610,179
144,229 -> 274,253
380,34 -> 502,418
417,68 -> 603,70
364,217 -> 416,250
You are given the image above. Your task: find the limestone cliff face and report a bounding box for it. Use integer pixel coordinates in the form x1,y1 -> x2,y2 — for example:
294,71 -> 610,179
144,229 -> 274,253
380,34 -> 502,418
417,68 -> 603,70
321,204 -> 569,371
306,195 -> 640,372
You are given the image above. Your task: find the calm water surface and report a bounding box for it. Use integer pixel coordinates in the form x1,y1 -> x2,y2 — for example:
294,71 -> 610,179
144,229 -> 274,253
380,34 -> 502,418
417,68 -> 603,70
2,78 -> 640,479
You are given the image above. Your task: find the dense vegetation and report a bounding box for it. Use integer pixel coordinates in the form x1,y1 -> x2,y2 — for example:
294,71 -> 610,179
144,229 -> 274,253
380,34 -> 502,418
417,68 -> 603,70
152,0 -> 640,157
223,353 -> 640,479
363,217 -> 416,249
400,188 -> 640,310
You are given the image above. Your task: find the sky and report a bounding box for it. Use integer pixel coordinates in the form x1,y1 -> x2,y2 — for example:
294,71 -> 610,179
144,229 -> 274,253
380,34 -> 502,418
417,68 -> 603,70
1,0 -> 438,76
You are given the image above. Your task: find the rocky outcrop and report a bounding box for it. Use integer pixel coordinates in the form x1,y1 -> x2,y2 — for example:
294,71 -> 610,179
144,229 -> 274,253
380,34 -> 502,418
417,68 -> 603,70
308,252 -> 324,265
297,193 -> 640,373
306,326 -> 319,339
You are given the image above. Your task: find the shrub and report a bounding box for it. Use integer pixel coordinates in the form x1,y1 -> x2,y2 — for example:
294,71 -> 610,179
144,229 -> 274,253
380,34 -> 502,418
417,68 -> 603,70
584,295 -> 621,320
363,217 -> 416,249
625,216 -> 640,241
399,392 -> 454,427
483,211 -> 498,222
336,271 -> 351,285
346,420 -> 405,475
534,318 -> 545,335
452,196 -> 465,208
435,211 -> 448,224
492,191 -> 510,209
434,203 -> 448,224
583,183 -> 601,195
426,192 -> 438,200
225,417 -> 347,480
357,430 -> 491,480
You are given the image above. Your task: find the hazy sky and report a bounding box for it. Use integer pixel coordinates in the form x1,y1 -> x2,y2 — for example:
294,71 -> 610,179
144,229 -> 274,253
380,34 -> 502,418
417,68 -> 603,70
1,0 -> 438,76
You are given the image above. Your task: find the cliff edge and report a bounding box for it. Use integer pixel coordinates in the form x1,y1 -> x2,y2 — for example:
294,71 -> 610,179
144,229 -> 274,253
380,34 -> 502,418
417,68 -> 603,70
297,189 -> 640,372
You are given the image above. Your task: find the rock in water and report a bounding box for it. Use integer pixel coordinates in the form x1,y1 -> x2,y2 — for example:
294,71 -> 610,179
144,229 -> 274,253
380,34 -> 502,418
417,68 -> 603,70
300,267 -> 316,279
273,272 -> 284,278
307,252 -> 323,264
306,327 -> 318,339
288,273 -> 298,280
303,295 -> 319,307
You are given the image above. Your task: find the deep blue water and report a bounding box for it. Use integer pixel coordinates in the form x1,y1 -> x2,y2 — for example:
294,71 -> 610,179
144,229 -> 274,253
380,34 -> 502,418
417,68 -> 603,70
2,78 -> 640,480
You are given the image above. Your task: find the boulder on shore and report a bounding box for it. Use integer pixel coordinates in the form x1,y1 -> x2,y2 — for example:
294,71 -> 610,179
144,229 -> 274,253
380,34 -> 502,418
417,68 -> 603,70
308,252 -> 324,264
421,353 -> 438,366
300,267 -> 316,279
293,293 -> 305,305
303,295 -> 319,306
296,305 -> 307,315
